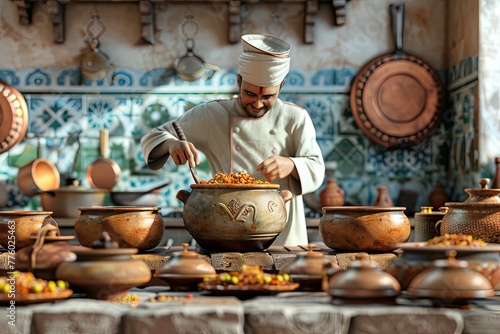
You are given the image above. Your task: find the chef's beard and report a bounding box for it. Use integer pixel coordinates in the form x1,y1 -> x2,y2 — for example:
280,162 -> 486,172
240,101 -> 269,118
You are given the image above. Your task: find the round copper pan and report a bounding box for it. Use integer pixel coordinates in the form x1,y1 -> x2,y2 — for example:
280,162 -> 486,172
0,81 -> 29,154
86,129 -> 120,189
350,4 -> 444,148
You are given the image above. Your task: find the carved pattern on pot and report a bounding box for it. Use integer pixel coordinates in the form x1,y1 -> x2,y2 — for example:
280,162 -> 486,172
214,199 -> 256,223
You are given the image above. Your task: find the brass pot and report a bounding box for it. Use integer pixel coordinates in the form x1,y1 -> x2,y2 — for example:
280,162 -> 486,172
319,206 -> 411,252
439,178 -> 500,243
176,184 -> 293,252
0,210 -> 54,249
74,206 -> 164,251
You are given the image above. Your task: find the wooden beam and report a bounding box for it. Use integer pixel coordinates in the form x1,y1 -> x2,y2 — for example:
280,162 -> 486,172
47,0 -> 65,43
228,1 -> 241,44
139,0 -> 155,44
304,0 -> 318,44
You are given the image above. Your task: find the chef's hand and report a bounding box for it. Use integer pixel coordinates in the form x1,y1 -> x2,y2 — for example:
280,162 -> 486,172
168,139 -> 199,168
256,156 -> 296,182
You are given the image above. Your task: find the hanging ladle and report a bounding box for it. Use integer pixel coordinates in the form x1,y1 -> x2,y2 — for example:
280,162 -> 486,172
172,121 -> 201,184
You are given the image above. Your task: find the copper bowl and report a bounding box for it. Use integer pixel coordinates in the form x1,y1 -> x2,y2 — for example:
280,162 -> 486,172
74,206 -> 164,251
319,206 -> 411,252
176,184 -> 293,252
0,210 -> 54,249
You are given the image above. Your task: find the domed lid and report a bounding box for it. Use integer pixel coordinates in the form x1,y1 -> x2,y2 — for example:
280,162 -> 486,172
325,254 -> 401,298
156,243 -> 216,277
463,178 -> 500,203
407,250 -> 495,299
280,244 -> 328,276
71,232 -> 138,261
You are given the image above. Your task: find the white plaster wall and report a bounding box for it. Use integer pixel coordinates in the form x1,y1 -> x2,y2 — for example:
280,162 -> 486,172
0,0 -> 446,71
479,0 -> 500,169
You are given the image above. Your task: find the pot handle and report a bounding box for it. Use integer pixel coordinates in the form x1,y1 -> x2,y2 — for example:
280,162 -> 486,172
29,222 -> 60,273
176,189 -> 191,204
279,190 -> 293,203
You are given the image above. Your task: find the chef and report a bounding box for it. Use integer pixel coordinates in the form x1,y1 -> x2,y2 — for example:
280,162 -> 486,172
140,34 -> 325,246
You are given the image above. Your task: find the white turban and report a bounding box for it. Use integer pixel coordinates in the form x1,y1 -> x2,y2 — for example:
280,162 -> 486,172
238,34 -> 291,87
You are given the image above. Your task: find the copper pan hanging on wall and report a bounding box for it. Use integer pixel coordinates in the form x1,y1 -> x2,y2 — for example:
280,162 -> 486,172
350,3 -> 444,148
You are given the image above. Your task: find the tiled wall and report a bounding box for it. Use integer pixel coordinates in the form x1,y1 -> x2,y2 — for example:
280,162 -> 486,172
0,57 -> 480,215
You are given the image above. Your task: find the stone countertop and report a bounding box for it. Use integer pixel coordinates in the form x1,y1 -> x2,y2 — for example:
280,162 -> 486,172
1,287 -> 500,334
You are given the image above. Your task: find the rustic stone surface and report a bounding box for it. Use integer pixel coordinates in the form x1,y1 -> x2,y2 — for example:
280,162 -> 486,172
271,253 -> 296,271
243,252 -> 274,270
369,253 -> 398,270
211,252 -> 244,271
336,252 -> 367,270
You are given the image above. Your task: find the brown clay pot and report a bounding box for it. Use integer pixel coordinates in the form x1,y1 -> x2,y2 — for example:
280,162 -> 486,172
320,178 -> 344,207
386,242 -> 500,291
0,210 -> 54,249
319,206 -> 411,252
56,232 -> 151,300
74,206 -> 164,251
176,184 -> 293,252
439,178 -> 500,243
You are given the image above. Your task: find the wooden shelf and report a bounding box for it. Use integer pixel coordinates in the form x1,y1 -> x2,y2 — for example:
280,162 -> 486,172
14,0 -> 350,44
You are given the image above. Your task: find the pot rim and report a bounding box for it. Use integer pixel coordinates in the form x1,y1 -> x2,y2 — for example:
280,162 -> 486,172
77,206 -> 160,212
0,211 -> 53,216
190,184 -> 279,189
322,206 -> 406,212
444,201 -> 500,207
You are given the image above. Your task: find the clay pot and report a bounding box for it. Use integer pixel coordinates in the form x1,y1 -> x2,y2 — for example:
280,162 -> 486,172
74,206 -> 164,251
40,185 -> 108,217
439,178 -> 500,243
323,254 -> 401,305
386,242 -> 500,291
155,243 -> 216,291
56,232 -> 151,300
15,223 -> 87,280
320,178 -> 344,207
407,250 -> 495,304
0,210 -> 54,249
176,184 -> 293,252
373,186 -> 394,206
280,244 -> 336,291
319,206 -> 411,252
428,183 -> 450,210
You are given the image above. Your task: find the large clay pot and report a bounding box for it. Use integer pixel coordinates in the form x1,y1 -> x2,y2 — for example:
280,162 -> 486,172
439,178 -> 500,243
56,232 -> 151,300
0,210 -> 54,249
176,184 -> 293,252
74,206 -> 164,251
319,206 -> 411,252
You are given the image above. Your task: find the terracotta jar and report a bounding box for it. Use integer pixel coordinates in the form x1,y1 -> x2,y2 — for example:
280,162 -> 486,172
176,184 -> 293,252
493,157 -> 500,189
439,178 -> 500,243
373,186 -> 393,206
319,206 -> 410,252
428,183 -> 450,210
320,178 -> 344,207
56,232 -> 151,300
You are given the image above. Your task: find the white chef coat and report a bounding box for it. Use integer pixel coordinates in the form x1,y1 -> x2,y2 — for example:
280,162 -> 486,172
141,97 -> 325,246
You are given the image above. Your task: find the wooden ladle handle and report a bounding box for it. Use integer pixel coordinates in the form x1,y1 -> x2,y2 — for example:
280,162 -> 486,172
173,121 -> 187,141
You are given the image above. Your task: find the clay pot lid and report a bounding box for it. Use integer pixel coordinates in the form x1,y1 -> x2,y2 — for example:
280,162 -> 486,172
280,244 -> 326,276
326,254 -> 401,298
156,243 -> 216,277
448,178 -> 500,206
72,232 -> 138,260
407,250 -> 495,299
